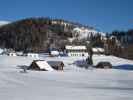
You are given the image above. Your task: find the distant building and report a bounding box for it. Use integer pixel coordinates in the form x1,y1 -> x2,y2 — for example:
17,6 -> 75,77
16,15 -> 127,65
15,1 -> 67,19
16,52 -> 23,56
0,48 -> 4,55
9,52 -> 17,56
65,45 -> 88,57
50,51 -> 59,56
51,20 -> 72,27
28,60 -> 54,71
27,53 -> 39,58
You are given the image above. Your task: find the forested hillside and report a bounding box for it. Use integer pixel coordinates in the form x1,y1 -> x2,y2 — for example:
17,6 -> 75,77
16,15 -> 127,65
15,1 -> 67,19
0,17 -> 79,52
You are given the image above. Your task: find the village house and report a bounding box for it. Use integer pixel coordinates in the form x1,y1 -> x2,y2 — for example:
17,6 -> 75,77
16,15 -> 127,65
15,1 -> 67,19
27,53 -> 39,59
47,61 -> 64,70
28,60 -> 54,71
16,52 -> 23,56
0,48 -> 4,55
65,45 -> 88,57
9,52 -> 17,56
28,60 -> 64,71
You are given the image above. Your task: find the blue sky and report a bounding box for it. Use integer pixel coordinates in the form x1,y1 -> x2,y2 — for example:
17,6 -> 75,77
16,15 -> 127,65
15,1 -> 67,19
0,0 -> 133,32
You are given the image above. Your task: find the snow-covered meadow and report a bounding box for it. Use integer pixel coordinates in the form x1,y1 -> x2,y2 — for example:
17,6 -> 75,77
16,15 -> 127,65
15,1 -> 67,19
0,55 -> 133,100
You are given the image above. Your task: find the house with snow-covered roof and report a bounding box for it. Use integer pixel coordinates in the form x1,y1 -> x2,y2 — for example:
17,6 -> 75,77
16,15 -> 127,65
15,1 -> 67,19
9,52 -> 17,56
28,60 -> 54,71
65,45 -> 88,57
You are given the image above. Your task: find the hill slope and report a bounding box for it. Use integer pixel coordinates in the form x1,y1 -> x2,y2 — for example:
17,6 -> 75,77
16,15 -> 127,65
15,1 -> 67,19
0,21 -> 10,26
0,17 -> 98,52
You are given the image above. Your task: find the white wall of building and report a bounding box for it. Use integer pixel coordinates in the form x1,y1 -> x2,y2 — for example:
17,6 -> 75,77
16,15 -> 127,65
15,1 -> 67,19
27,53 -> 39,58
66,45 -> 88,57
67,52 -> 88,57
9,53 -> 17,56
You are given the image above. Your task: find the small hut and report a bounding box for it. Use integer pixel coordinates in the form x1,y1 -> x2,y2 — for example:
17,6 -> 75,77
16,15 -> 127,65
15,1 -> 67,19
28,60 -> 54,71
47,61 -> 64,70
95,62 -> 112,69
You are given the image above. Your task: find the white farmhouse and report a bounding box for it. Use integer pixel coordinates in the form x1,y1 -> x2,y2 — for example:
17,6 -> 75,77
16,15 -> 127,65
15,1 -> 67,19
65,45 -> 88,57
27,53 -> 39,59
9,52 -> 17,56
0,48 -> 4,54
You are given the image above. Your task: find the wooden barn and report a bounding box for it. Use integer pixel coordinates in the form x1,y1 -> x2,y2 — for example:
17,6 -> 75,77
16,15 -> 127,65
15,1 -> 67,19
28,60 -> 54,71
47,61 -> 64,70
95,62 -> 112,69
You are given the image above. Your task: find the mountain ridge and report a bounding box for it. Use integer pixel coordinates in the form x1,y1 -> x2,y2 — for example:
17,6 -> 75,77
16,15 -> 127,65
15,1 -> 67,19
0,17 -> 104,52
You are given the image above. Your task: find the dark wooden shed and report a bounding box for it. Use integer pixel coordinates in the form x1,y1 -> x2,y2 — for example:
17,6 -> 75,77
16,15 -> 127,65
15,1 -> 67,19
95,62 -> 112,69
47,61 -> 64,70
27,60 -> 54,71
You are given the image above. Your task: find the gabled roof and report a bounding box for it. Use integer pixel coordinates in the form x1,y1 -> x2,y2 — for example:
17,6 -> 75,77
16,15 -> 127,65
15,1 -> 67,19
31,60 -> 54,71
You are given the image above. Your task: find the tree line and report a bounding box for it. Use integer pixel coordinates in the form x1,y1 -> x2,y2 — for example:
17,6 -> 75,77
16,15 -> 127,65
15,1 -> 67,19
0,17 -> 75,52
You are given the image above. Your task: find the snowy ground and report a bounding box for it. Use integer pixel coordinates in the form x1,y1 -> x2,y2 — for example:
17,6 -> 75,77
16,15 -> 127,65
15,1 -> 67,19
0,55 -> 133,100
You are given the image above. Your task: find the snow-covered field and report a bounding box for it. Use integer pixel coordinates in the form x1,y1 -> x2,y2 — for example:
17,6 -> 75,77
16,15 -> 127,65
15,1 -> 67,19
0,55 -> 133,100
